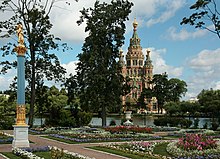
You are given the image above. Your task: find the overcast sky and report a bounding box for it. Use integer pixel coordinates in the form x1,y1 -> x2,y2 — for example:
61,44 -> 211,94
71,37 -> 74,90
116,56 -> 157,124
0,0 -> 220,100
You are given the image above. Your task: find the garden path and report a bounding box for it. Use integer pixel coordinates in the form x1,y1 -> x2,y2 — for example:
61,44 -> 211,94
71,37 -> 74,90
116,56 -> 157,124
0,130 -> 128,159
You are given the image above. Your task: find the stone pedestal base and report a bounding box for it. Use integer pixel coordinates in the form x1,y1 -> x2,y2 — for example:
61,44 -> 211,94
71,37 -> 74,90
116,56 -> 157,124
12,125 -> 29,148
124,111 -> 133,126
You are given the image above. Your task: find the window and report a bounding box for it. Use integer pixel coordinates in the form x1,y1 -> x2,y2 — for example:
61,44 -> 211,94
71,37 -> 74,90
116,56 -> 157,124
133,60 -> 137,66
139,60 -> 143,66
134,69 -> 137,75
127,60 -> 131,66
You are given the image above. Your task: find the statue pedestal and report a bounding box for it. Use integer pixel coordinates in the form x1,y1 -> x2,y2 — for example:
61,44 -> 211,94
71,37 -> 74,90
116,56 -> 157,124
12,125 -> 29,148
124,111 -> 133,126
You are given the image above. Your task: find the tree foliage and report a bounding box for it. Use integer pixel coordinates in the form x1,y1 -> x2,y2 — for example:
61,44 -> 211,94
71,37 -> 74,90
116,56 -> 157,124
150,73 -> 187,113
168,78 -> 187,102
0,0 -> 73,127
197,89 -> 220,118
151,73 -> 169,113
181,0 -> 220,38
138,88 -> 153,109
76,0 -> 133,126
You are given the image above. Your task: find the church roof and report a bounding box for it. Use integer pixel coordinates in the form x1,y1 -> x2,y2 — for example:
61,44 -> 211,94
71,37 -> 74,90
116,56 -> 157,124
130,18 -> 141,48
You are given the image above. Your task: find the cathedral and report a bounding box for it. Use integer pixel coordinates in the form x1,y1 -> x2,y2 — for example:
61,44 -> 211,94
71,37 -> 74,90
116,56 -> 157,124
119,19 -> 158,113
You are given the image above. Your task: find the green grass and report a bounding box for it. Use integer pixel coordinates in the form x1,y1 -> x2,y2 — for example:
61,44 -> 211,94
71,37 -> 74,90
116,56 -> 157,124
1,152 -> 22,159
89,142 -> 173,159
153,142 -> 172,157
34,151 -> 51,159
89,146 -> 159,159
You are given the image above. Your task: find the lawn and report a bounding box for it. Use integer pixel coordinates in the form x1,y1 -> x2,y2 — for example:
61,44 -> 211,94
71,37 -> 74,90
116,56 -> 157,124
89,146 -> 156,159
1,152 -> 22,159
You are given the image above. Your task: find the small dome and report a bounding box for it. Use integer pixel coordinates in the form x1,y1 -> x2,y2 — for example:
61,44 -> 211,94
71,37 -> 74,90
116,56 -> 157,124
133,18 -> 138,28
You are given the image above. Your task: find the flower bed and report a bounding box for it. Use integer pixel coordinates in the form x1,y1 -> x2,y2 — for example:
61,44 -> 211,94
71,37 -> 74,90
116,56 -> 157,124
167,133 -> 220,158
49,133 -> 161,143
104,126 -> 152,134
0,131 -> 13,144
12,146 -> 95,159
98,140 -> 169,159
94,133 -> 220,159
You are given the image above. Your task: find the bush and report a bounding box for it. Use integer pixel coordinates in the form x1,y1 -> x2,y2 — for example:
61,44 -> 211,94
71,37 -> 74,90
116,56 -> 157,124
179,119 -> 192,128
58,110 -> 76,127
154,117 -> 169,126
109,120 -> 116,126
0,115 -> 14,129
211,121 -> 219,131
154,117 -> 182,127
169,118 -> 180,127
77,111 -> 92,126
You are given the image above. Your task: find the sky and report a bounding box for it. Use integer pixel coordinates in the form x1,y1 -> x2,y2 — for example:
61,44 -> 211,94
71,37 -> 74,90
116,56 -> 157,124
0,0 -> 220,100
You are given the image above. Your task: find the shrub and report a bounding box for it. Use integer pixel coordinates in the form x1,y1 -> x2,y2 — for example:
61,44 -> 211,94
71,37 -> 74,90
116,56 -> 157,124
0,115 -> 14,130
154,117 -> 169,126
109,120 -> 116,126
77,111 -> 92,126
169,118 -> 180,127
211,121 -> 219,131
59,110 -> 76,127
179,119 -> 192,128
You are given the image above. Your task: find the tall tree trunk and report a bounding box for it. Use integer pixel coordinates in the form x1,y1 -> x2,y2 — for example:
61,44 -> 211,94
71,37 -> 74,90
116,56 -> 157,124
28,46 -> 35,128
101,104 -> 106,127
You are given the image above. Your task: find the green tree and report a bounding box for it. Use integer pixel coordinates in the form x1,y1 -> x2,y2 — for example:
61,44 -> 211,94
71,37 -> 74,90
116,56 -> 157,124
151,73 -> 187,114
138,88 -> 153,109
0,0 -> 73,127
168,78 -> 187,102
0,94 -> 15,129
198,89 -> 220,119
181,0 -> 220,38
63,74 -> 81,126
76,0 -> 133,126
45,86 -> 69,126
164,101 -> 180,116
151,73 -> 169,114
35,81 -> 49,126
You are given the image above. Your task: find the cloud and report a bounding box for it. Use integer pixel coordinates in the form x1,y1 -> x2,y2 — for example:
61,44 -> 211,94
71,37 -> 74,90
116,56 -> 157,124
214,81 -> 220,90
166,27 -> 207,41
0,76 -> 13,91
49,0 -> 187,42
0,68 -> 16,91
146,0 -> 186,27
61,61 -> 78,76
143,47 -> 183,77
185,48 -> 220,98
189,48 -> 220,69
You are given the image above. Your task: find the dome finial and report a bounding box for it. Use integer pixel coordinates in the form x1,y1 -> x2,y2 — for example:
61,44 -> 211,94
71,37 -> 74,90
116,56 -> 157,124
133,18 -> 138,30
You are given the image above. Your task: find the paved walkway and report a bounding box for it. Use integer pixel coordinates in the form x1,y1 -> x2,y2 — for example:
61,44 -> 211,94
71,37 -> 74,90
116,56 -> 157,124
0,130 -> 128,159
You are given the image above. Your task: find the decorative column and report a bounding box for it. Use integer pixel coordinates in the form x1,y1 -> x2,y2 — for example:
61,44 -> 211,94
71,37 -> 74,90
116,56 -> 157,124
12,23 -> 29,148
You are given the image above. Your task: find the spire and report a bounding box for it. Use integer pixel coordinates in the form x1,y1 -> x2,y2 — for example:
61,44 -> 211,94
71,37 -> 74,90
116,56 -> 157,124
145,49 -> 153,68
119,48 -> 125,66
130,18 -> 141,48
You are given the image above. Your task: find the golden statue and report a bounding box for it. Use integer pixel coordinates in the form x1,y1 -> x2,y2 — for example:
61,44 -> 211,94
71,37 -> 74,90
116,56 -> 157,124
14,24 -> 26,56
17,24 -> 24,46
16,105 -> 26,125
